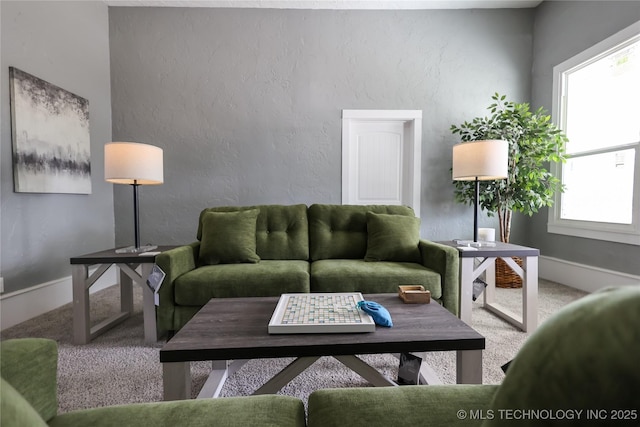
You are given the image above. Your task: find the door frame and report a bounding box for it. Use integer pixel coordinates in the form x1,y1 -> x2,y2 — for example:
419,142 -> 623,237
341,109 -> 422,217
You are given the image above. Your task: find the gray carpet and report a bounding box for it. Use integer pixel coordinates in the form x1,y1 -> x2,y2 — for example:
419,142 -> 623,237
1,280 -> 587,413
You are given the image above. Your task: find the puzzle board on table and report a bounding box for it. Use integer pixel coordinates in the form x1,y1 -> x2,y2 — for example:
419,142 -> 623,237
268,293 -> 376,334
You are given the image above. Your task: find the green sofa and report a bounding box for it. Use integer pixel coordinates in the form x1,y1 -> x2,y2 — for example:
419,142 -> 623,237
155,204 -> 459,334
3,286 -> 638,427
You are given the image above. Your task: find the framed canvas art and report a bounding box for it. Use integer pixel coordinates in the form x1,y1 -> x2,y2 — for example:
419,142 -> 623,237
10,67 -> 91,194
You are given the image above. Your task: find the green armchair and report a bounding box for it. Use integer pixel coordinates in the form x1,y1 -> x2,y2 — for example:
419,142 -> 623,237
308,285 -> 640,426
0,339 -> 305,427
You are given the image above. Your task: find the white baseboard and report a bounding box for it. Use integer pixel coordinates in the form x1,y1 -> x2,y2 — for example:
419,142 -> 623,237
0,267 -> 117,331
539,256 -> 640,293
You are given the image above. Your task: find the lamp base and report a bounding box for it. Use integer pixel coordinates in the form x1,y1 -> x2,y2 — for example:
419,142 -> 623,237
115,245 -> 158,254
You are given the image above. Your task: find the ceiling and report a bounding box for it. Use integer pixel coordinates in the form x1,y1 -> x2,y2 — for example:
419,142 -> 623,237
104,0 -> 543,9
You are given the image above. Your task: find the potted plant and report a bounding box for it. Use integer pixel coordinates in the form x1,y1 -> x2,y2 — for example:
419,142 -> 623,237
450,94 -> 568,285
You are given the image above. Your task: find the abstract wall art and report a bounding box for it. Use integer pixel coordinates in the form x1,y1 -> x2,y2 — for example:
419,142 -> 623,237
10,67 -> 91,194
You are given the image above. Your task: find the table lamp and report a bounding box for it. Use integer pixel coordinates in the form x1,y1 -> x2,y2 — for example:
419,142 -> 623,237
105,142 -> 164,253
452,139 -> 508,244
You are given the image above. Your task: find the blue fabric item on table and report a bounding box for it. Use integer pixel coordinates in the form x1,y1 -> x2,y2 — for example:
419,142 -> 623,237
357,301 -> 393,327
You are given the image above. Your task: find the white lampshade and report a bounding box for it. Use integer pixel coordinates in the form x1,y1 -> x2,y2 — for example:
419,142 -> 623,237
452,139 -> 509,181
104,142 -> 163,185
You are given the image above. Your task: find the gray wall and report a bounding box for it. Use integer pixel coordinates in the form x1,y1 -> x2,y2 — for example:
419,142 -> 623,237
528,1 -> 640,275
1,1 -> 114,293
109,7 -> 533,247
3,2 -> 635,296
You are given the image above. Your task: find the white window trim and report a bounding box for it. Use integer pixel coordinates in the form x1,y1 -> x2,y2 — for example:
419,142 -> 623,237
548,20 -> 640,246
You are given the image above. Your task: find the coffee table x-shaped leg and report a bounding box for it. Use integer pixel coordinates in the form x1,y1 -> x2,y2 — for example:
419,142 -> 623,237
163,350 -> 482,400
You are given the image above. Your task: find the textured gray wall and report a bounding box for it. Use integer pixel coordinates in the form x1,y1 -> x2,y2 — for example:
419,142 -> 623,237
1,1 -> 114,293
109,7 -> 533,246
529,1 -> 640,275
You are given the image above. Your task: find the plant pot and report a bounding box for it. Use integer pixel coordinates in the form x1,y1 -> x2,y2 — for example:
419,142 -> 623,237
496,257 -> 523,288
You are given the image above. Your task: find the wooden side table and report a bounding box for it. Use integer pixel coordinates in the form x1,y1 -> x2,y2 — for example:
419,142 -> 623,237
70,246 -> 174,345
440,241 -> 539,332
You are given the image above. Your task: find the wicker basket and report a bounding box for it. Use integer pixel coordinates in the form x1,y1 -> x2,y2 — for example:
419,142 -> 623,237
495,257 -> 523,288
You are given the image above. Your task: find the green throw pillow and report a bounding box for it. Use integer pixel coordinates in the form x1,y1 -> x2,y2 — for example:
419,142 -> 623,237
199,209 -> 260,265
364,211 -> 421,263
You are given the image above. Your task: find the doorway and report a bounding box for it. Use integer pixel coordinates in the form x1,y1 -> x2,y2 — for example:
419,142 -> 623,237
342,110 -> 422,216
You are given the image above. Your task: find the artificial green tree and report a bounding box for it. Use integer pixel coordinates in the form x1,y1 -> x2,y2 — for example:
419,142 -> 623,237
451,93 -> 568,243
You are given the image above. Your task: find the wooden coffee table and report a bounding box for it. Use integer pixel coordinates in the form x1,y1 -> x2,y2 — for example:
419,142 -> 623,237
160,293 -> 485,400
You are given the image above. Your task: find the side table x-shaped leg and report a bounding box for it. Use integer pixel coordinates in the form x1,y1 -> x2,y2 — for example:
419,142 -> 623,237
71,262 -> 158,344
70,248 -> 170,345
449,241 -> 539,332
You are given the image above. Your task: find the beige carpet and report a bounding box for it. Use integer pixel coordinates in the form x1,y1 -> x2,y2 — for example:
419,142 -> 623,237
1,280 -> 587,413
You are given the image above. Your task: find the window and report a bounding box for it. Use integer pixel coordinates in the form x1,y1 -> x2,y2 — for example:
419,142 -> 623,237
548,21 -> 640,246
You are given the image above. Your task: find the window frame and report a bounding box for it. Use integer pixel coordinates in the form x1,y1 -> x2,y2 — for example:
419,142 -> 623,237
547,20 -> 640,246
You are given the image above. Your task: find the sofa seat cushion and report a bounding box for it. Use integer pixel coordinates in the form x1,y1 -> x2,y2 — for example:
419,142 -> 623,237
175,260 -> 310,305
49,395 -> 305,427
310,259 -> 441,298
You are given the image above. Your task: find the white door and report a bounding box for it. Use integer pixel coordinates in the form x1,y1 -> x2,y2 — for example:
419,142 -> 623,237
342,110 -> 422,216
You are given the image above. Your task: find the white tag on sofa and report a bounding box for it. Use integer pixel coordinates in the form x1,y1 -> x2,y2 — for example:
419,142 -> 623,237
146,264 -> 166,306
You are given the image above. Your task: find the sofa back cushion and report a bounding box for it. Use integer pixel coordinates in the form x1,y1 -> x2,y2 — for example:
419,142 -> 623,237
197,204 -> 309,260
309,204 -> 417,261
